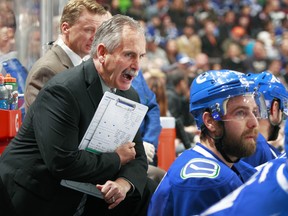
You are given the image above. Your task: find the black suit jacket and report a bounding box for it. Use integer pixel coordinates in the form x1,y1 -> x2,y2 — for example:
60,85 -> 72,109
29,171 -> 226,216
0,58 -> 148,216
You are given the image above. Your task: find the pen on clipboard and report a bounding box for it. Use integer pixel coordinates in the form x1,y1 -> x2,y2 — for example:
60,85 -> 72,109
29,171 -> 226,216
116,98 -> 136,110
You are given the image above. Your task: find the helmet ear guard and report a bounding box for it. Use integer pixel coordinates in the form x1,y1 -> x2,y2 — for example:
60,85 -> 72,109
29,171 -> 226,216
211,103 -> 222,121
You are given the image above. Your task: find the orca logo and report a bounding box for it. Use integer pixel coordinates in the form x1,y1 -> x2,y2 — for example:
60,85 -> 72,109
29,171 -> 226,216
195,73 -> 209,84
181,158 -> 220,179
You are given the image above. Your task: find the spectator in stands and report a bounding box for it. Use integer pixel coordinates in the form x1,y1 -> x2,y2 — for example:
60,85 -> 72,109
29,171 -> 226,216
176,24 -> 202,59
145,0 -> 169,20
165,38 -> 182,65
243,40 -> 270,73
221,42 -> 247,72
145,35 -> 170,69
251,1 -> 274,38
237,6 -> 253,36
167,0 -> 187,33
166,70 -> 195,151
146,70 -> 169,117
196,0 -> 218,24
218,10 -> 237,45
126,0 -> 146,21
160,15 -> 179,42
221,26 -> 246,57
200,19 -> 222,65
257,30 -> 280,60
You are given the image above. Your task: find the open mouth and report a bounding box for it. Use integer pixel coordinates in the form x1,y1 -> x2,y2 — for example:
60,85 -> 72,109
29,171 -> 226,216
122,70 -> 137,81
123,73 -> 133,81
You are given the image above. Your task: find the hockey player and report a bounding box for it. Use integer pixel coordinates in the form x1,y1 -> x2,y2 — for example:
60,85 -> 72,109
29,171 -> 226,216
242,71 -> 288,167
147,70 -> 268,216
201,131 -> 288,215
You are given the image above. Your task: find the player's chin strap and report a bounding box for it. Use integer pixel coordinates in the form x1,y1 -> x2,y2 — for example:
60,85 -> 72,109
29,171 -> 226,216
203,124 -> 240,164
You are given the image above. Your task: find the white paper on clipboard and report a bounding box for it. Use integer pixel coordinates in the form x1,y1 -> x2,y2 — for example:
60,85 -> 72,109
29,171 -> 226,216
78,91 -> 148,153
61,91 -> 148,197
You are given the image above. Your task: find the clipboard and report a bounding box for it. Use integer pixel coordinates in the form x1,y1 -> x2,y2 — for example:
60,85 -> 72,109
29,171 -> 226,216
61,91 -> 148,197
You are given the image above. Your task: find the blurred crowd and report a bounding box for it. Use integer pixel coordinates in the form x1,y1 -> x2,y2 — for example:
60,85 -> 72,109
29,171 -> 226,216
99,0 -> 288,76
106,0 -> 288,153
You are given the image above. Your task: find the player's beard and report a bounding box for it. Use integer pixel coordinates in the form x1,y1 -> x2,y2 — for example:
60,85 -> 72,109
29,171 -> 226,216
221,128 -> 258,158
268,124 -> 280,141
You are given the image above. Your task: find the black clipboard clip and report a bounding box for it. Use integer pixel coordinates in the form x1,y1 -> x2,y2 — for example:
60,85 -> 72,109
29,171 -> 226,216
116,98 -> 136,111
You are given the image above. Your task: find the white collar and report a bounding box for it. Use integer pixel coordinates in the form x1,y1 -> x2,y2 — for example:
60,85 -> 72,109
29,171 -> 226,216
193,144 -> 217,161
55,36 -> 83,66
99,75 -> 112,93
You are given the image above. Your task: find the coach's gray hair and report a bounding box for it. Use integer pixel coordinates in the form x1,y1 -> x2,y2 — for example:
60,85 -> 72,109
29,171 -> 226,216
90,14 -> 145,56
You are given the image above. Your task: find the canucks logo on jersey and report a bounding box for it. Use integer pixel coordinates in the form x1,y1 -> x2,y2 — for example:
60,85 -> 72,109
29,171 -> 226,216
181,158 -> 221,179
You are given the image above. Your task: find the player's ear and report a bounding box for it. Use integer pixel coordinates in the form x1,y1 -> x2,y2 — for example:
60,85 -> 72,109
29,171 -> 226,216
270,100 -> 282,125
203,111 -> 218,132
61,22 -> 70,34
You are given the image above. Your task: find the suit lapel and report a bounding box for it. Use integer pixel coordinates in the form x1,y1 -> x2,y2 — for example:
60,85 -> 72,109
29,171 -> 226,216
52,45 -> 74,69
83,58 -> 103,109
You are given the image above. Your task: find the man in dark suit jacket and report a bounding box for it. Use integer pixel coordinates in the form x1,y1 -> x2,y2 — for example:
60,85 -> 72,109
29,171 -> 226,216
24,0 -> 111,112
0,15 -> 157,216
0,176 -> 16,216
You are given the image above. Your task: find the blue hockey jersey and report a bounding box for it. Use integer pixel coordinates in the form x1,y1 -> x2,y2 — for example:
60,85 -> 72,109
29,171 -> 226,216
147,143 -> 257,216
201,158 -> 288,216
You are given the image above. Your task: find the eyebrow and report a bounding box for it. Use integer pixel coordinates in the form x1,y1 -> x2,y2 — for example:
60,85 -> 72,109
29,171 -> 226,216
228,105 -> 258,113
123,50 -> 146,57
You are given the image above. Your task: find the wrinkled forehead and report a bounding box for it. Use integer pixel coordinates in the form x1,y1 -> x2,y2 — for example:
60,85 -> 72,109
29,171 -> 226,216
224,94 -> 257,112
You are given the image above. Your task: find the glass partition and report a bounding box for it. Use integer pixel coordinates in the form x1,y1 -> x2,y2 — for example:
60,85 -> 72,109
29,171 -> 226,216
1,0 -> 68,71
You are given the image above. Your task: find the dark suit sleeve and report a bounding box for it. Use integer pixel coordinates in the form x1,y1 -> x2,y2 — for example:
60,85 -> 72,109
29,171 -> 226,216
34,83 -> 148,197
34,84 -> 122,183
